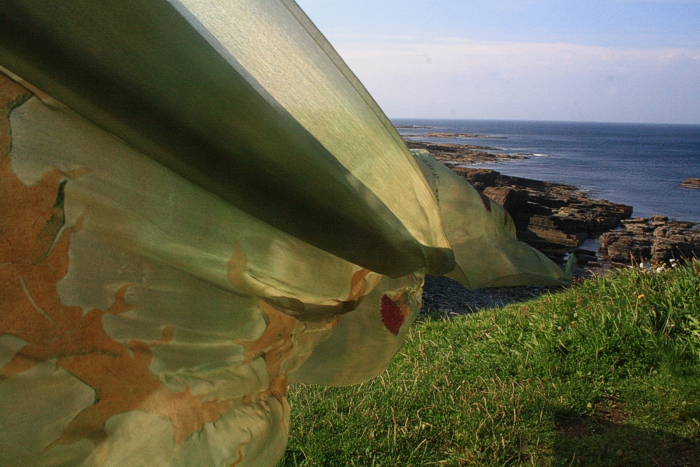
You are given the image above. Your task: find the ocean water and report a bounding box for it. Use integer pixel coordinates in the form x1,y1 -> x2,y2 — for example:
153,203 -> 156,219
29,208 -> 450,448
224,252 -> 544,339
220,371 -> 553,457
393,119 -> 700,223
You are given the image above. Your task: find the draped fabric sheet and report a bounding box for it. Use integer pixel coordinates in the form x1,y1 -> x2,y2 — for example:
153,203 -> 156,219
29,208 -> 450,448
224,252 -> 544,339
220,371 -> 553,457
0,2 -> 570,466
0,0 -> 455,278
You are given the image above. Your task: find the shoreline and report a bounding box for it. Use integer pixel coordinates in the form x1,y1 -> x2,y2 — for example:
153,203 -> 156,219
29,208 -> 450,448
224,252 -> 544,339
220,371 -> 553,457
408,134 -> 700,315
404,139 -> 527,164
407,135 -> 634,262
404,133 -> 699,264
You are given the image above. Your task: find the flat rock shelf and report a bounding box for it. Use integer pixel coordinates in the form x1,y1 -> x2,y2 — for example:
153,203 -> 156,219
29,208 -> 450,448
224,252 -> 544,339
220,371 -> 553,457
681,178 -> 700,189
409,134 -> 700,315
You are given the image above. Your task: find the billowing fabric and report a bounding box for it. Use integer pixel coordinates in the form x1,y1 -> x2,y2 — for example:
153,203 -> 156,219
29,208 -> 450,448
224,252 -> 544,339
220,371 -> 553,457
413,151 -> 573,289
0,2 -> 570,466
0,0 -> 454,277
289,154 -> 573,387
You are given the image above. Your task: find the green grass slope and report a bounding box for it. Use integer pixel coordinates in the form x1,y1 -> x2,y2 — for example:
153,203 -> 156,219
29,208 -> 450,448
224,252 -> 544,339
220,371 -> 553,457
280,260 -> 700,466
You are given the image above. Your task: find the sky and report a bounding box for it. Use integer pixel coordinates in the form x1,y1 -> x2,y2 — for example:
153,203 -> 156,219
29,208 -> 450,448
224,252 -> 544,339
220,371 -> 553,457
295,0 -> 700,124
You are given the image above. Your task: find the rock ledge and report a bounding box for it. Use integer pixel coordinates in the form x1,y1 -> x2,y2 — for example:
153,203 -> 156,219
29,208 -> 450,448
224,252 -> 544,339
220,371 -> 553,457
454,168 -> 632,261
681,178 -> 700,189
600,216 -> 700,265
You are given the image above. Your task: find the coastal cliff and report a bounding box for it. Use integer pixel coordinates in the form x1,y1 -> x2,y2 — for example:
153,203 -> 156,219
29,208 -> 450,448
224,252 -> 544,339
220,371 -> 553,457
404,134 -> 699,267
600,217 -> 700,265
453,167 -> 632,261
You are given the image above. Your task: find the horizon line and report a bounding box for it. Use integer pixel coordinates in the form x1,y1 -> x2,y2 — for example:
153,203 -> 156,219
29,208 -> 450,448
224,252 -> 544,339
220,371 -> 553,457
389,117 -> 700,126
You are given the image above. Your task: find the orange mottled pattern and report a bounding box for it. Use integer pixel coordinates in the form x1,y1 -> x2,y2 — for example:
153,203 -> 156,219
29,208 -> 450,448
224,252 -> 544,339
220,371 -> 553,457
346,268 -> 371,302
141,383 -> 233,445
235,301 -> 299,406
0,72 -> 231,449
227,240 -> 249,292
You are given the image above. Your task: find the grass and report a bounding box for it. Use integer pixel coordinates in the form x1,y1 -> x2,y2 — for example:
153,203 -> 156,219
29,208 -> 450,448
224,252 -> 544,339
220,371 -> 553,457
279,260 -> 700,466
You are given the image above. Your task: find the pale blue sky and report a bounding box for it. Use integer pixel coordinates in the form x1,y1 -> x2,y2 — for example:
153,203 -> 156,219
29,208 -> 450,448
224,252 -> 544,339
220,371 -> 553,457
295,0 -> 700,123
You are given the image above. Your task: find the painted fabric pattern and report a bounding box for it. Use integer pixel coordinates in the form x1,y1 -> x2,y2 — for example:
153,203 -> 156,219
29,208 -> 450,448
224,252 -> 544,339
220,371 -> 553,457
0,2 -> 570,466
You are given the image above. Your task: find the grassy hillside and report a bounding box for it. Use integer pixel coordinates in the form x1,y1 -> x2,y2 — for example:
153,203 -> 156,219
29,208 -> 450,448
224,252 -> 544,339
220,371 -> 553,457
280,261 -> 700,466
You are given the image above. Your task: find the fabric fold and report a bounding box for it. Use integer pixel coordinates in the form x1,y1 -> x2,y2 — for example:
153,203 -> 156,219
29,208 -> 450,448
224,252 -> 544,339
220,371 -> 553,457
0,2 -> 571,466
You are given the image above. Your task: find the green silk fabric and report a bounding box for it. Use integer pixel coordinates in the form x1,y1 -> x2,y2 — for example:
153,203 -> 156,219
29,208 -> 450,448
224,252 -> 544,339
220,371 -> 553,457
0,1 -> 570,466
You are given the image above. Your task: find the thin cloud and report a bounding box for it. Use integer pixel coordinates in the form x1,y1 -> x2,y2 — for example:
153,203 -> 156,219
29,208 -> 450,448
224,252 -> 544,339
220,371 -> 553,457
333,39 -> 700,123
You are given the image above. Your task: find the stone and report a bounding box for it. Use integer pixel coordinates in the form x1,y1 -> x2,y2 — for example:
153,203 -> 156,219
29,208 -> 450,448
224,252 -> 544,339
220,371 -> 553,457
455,168 -> 632,260
402,135 -> 700,267
599,230 -> 652,265
465,169 -> 500,190
652,222 -> 700,263
599,217 -> 700,265
404,140 -> 527,165
571,248 -> 598,265
680,178 -> 700,189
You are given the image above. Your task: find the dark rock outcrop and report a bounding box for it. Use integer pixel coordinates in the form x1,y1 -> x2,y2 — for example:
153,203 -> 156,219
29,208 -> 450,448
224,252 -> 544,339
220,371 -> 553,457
404,140 -> 526,164
418,132 -> 506,139
599,216 -> 700,265
453,168 -> 633,260
403,136 -> 698,267
681,178 -> 700,189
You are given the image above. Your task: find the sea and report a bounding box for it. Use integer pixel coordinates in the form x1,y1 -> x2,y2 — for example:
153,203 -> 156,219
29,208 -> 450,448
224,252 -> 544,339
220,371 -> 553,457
393,119 -> 700,224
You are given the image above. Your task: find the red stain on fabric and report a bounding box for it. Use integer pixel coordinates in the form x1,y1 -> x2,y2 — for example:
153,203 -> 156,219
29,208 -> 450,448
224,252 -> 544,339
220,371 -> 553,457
380,294 -> 405,336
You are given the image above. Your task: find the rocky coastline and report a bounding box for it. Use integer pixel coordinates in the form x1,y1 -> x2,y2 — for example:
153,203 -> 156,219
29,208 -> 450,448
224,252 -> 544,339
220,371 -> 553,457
600,216 -> 700,266
453,167 -> 633,262
411,134 -> 700,315
404,139 -> 527,164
